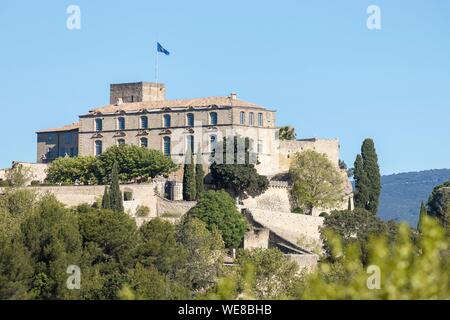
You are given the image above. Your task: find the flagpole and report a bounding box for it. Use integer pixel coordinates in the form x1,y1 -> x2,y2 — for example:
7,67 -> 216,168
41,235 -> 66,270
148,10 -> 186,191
155,42 -> 159,88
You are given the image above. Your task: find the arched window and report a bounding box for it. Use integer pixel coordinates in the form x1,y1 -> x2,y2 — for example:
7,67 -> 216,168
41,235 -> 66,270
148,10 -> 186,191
140,137 -> 148,148
249,112 -> 254,126
163,137 -> 171,156
117,117 -> 125,130
140,116 -> 148,129
117,139 -> 125,146
186,113 -> 194,126
209,112 -> 218,125
95,140 -> 102,156
210,135 -> 217,153
95,118 -> 103,131
163,114 -> 171,128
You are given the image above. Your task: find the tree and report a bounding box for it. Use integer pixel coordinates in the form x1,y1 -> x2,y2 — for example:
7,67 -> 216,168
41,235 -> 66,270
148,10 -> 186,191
353,154 -> 369,210
119,264 -> 189,300
236,249 -> 299,299
97,145 -> 178,183
195,154 -> 205,200
5,163 -> 34,187
176,217 -> 224,292
109,162 -> 124,213
353,139 -> 381,215
289,150 -> 344,215
321,208 -> 398,264
20,194 -> 83,299
101,186 -> 111,210
136,218 -> 187,276
301,217 -> 448,299
210,136 -> 269,200
182,153 -> 196,201
426,181 -> 450,228
278,126 -> 296,141
46,156 -> 101,185
188,190 -> 248,248
417,201 -> 428,232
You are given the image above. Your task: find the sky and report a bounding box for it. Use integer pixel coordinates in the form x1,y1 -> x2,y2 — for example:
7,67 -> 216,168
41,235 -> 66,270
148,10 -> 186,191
0,0 -> 449,174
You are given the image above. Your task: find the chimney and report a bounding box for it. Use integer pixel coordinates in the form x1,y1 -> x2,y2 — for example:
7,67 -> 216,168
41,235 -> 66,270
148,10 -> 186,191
230,92 -> 237,100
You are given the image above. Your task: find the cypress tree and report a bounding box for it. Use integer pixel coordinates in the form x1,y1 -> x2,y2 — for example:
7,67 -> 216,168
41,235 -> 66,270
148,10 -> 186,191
195,154 -> 205,200
353,154 -> 370,210
417,201 -> 428,232
109,162 -> 124,212
101,186 -> 111,210
183,152 -> 196,201
361,139 -> 381,215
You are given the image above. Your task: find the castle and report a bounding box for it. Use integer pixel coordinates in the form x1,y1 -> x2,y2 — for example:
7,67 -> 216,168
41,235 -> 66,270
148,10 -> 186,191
36,82 -> 350,190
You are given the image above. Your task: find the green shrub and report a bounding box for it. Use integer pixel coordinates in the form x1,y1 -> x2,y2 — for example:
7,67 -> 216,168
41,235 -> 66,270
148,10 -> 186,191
124,191 -> 133,202
0,180 -> 12,187
30,180 -> 40,186
135,206 -> 150,217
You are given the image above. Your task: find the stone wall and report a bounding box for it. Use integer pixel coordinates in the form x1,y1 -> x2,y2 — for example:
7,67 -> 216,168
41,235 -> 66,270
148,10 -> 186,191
244,228 -> 270,249
156,196 -> 197,217
243,184 -> 292,213
286,254 -> 319,273
0,162 -> 49,185
0,184 -> 158,220
248,209 -> 324,252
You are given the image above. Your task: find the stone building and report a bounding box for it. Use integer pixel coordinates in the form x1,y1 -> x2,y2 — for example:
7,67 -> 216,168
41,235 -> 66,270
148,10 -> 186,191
36,81 -> 344,178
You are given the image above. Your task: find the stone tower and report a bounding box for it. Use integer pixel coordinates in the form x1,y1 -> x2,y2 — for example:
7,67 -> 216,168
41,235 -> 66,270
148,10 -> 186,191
110,82 -> 166,104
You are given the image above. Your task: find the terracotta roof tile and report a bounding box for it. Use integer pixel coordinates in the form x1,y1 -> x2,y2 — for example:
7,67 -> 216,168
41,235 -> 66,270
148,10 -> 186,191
88,96 -> 267,114
36,122 -> 80,134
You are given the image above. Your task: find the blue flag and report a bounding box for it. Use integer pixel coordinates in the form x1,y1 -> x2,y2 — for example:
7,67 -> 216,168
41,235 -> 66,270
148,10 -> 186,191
157,42 -> 170,56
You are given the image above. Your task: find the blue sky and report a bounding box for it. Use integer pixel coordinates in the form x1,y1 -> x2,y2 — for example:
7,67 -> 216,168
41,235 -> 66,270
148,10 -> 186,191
0,0 -> 449,174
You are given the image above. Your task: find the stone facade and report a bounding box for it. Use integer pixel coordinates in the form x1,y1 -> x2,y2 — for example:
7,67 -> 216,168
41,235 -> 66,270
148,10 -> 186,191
36,124 -> 79,163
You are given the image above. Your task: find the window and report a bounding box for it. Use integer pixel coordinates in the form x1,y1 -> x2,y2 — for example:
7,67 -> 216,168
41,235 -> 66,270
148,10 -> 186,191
64,132 -> 72,144
258,113 -> 263,127
163,137 -> 171,156
257,140 -> 263,154
163,114 -> 171,128
117,139 -> 125,146
186,135 -> 194,154
118,117 -> 125,130
140,137 -> 148,148
249,112 -> 254,126
95,118 -> 103,131
209,112 -> 218,125
187,113 -> 194,126
240,111 -> 245,125
140,116 -> 148,129
95,140 -> 102,156
210,135 -> 217,153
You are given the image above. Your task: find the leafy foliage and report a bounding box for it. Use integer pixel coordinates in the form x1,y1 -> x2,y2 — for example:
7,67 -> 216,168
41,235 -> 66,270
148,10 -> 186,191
5,164 -> 34,187
182,153 -> 196,201
188,190 -> 248,248
426,180 -> 450,228
278,126 -> 296,140
289,150 -> 344,215
46,145 -> 177,185
109,162 -> 124,213
321,208 -> 399,264
210,136 -> 269,200
353,139 -> 381,215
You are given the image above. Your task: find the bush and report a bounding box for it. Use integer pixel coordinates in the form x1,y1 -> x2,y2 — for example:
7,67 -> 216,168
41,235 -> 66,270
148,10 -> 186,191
124,191 -> 133,202
188,190 -> 248,248
135,206 -> 150,217
30,180 -> 40,186
0,180 -> 12,187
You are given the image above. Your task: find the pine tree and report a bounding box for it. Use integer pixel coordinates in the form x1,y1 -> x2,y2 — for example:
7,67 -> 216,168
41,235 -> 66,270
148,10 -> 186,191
353,154 -> 370,210
109,162 -> 124,212
101,186 -> 111,209
361,139 -> 381,215
195,154 -> 205,200
183,153 -> 196,201
417,201 -> 428,232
